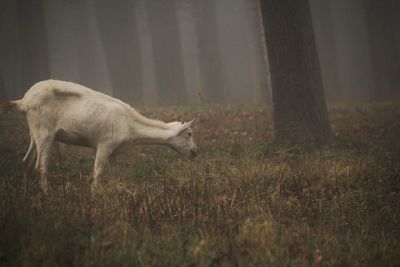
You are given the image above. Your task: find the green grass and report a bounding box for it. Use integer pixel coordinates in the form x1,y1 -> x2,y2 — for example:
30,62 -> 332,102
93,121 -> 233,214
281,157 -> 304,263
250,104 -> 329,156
0,103 -> 399,266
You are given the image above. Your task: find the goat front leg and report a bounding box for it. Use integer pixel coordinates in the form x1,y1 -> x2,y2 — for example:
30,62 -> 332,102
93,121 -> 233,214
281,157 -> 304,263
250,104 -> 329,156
92,145 -> 113,192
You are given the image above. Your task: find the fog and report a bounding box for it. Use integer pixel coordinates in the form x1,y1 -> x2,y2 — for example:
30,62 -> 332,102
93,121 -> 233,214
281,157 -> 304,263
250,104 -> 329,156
0,0 -> 399,105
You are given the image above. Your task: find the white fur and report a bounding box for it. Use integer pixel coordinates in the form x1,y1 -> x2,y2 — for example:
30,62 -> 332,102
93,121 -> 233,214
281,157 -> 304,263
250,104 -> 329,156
13,80 -> 197,192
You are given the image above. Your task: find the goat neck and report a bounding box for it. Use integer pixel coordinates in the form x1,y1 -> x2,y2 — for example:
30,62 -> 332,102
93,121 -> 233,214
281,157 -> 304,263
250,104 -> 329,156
128,118 -> 176,146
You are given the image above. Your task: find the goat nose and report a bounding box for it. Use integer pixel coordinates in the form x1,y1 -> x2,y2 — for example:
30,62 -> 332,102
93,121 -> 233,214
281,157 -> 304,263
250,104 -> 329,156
190,149 -> 197,158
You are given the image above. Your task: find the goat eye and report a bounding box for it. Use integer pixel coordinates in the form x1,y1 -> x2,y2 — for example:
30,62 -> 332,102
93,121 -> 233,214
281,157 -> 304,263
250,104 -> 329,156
188,132 -> 192,137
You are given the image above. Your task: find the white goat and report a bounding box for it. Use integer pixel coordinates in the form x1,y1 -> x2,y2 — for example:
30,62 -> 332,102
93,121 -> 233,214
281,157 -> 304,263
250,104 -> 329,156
0,80 -> 197,192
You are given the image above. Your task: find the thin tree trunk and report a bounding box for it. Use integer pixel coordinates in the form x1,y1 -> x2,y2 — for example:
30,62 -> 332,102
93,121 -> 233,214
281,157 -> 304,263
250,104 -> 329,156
17,0 -> 50,92
94,0 -> 143,105
329,0 -> 374,102
0,71 -> 5,101
145,0 -> 187,105
390,0 -> 400,64
260,0 -> 332,143
43,0 -> 84,88
193,0 -> 225,103
71,0 -> 112,94
0,0 -> 20,99
175,0 -> 202,104
364,0 -> 400,101
309,0 -> 342,103
253,0 -> 272,104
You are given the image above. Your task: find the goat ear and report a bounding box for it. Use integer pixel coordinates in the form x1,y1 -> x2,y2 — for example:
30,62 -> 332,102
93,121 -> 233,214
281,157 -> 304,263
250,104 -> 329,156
178,119 -> 195,134
186,118 -> 195,127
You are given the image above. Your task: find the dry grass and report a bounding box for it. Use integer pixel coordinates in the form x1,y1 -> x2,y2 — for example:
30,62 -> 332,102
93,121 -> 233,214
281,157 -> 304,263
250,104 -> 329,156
0,103 -> 399,266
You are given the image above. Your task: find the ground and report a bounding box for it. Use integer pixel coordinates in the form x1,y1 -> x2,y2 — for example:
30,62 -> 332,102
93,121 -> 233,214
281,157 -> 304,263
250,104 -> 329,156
0,103 -> 399,266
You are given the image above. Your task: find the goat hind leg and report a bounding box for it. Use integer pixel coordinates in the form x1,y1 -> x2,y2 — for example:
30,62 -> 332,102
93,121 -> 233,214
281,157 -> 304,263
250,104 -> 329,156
23,138 -> 37,179
21,137 -> 37,192
35,136 -> 55,193
22,136 -> 34,163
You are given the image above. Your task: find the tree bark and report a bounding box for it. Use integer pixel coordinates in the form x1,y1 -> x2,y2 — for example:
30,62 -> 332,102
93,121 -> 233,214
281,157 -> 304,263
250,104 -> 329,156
260,0 -> 331,143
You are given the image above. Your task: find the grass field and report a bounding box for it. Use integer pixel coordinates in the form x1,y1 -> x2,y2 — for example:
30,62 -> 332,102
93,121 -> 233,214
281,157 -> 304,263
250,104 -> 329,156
0,103 -> 399,266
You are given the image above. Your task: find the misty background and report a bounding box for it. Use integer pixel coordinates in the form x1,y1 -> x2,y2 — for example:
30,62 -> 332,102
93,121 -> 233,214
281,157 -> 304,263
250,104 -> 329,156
0,0 -> 399,106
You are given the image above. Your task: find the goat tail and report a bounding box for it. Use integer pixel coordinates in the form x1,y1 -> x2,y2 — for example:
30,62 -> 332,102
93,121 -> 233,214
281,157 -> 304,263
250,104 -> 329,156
0,100 -> 21,115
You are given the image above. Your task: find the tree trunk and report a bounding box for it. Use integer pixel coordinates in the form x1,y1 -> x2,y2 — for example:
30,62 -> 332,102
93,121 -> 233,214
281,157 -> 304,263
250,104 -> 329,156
364,0 -> 400,101
0,0 -> 20,99
17,0 -> 50,92
390,0 -> 400,63
193,0 -> 225,103
175,0 -> 201,104
145,0 -> 187,105
71,0 -> 112,95
94,0 -> 143,105
254,0 -> 272,104
260,0 -> 331,143
0,71 -> 5,101
309,0 -> 342,103
329,0 -> 374,102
